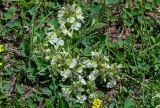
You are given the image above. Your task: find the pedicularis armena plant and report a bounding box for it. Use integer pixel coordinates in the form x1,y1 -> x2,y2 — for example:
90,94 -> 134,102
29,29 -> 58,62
33,3 -> 122,104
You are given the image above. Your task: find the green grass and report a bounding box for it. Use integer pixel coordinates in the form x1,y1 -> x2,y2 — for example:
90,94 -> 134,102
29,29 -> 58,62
0,0 -> 160,108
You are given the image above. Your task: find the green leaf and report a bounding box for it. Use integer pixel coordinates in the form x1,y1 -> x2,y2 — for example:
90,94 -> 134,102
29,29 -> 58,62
4,6 -> 16,20
109,103 -> 116,108
41,87 -> 52,96
45,97 -> 55,108
51,18 -> 59,28
118,38 -> 124,48
91,2 -> 101,14
27,98 -> 37,108
105,0 -> 120,5
124,98 -> 135,108
16,84 -> 25,95
58,99 -> 66,108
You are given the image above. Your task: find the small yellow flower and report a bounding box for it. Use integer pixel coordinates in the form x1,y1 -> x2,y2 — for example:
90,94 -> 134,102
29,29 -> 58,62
92,98 -> 102,108
0,62 -> 2,65
0,45 -> 4,52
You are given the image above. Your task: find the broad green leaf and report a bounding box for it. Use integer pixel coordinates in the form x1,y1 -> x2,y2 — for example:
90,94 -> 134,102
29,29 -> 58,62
91,2 -> 101,14
124,98 -> 135,108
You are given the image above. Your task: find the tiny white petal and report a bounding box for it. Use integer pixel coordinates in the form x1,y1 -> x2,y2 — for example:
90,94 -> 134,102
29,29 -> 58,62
81,78 -> 86,85
77,14 -> 84,21
54,44 -> 59,49
69,59 -> 77,68
78,75 -> 86,85
91,52 -> 99,56
76,6 -> 82,14
60,70 -> 71,79
52,37 -> 59,43
58,8 -> 65,18
50,59 -> 55,65
92,62 -> 97,68
67,17 -> 75,23
77,67 -> 83,73
67,31 -> 72,37
106,64 -> 110,68
89,71 -> 98,80
62,28 -> 68,35
71,22 -> 81,31
58,40 -> 64,46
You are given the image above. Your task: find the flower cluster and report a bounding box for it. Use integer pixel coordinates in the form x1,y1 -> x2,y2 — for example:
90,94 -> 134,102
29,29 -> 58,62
33,4 -> 85,60
48,50 -> 122,103
92,98 -> 102,108
58,3 -> 84,37
47,31 -> 64,49
32,3 -> 122,105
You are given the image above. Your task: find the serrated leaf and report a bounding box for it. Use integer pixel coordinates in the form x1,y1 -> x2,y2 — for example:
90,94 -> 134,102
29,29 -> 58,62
16,84 -> 25,95
4,6 -> 16,20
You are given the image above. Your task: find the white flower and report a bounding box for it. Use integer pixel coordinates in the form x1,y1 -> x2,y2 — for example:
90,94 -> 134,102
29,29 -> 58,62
49,37 -> 59,45
75,6 -> 82,14
76,13 -> 84,22
89,93 -> 97,99
83,59 -> 92,68
60,69 -> 71,79
67,31 -> 73,37
78,75 -> 86,85
61,87 -> 71,94
106,64 -> 110,68
92,62 -> 97,68
91,51 -> 100,56
58,8 -> 65,18
76,95 -> 87,103
117,64 -> 122,68
59,21 -> 66,28
104,56 -> 109,62
71,21 -> 81,31
83,59 -> 89,64
80,78 -> 86,85
67,17 -> 76,23
50,59 -> 55,65
48,34 -> 64,49
47,32 -> 57,37
88,70 -> 98,80
71,3 -> 76,11
69,59 -> 77,68
57,39 -> 64,46
61,27 -> 68,35
76,67 -> 83,73
54,44 -> 59,49
61,86 -> 71,102
106,81 -> 116,88
83,59 -> 97,68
